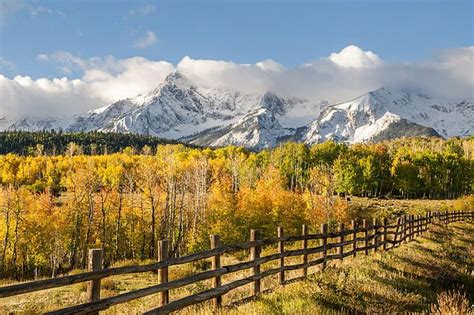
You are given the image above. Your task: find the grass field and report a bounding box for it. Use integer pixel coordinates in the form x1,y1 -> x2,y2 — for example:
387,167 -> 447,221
1,199 -> 473,314
222,219 -> 473,314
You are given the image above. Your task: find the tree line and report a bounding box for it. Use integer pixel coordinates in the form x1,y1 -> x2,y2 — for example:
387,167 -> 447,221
0,137 -> 472,279
0,131 -> 180,156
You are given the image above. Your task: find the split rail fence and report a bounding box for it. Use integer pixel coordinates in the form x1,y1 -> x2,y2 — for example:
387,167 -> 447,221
0,210 -> 472,314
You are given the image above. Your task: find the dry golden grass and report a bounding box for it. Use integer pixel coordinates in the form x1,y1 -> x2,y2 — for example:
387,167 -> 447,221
348,195 -> 474,220
429,290 -> 472,315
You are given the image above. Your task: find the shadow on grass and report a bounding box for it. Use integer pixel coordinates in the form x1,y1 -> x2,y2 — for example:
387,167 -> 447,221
225,288 -> 275,309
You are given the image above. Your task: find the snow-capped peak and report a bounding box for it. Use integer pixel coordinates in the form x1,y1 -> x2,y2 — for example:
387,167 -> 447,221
303,87 -> 472,144
1,78 -> 472,149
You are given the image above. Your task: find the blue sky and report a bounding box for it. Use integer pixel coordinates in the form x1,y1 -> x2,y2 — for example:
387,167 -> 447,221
1,0 -> 473,120
0,0 -> 473,79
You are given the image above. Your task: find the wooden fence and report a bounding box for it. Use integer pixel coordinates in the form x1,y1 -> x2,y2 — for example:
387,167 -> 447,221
0,210 -> 472,314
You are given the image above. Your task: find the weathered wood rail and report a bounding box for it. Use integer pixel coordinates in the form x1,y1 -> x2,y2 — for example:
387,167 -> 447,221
0,210 -> 472,314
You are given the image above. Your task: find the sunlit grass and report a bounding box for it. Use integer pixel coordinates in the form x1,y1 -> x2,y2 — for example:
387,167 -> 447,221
1,214 -> 472,314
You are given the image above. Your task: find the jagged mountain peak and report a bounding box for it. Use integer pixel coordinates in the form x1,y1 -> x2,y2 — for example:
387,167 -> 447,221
302,86 -> 472,144
259,92 -> 286,115
162,71 -> 194,88
1,79 -> 471,149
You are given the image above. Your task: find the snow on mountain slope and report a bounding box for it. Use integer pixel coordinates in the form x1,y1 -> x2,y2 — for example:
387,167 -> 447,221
1,74 -> 472,149
1,116 -> 75,132
183,93 -> 300,149
65,72 -> 320,141
65,72 -> 321,147
302,87 -> 473,144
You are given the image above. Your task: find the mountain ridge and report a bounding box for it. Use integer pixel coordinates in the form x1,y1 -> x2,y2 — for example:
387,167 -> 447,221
1,72 -> 472,149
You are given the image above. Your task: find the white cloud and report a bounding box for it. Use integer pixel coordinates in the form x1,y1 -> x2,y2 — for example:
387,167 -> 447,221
328,45 -> 382,69
0,74 -> 96,120
135,31 -> 158,49
256,59 -> 284,72
83,57 -> 173,102
1,45 -> 473,120
128,4 -> 156,16
0,57 -> 15,71
1,53 -> 174,119
176,46 -> 473,102
0,0 -> 65,22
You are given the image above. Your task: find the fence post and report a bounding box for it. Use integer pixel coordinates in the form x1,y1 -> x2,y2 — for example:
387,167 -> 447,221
403,216 -> 408,243
420,214 -> 423,234
419,215 -> 422,235
351,220 -> 357,257
337,223 -> 344,263
372,218 -> 378,253
158,240 -> 169,307
250,229 -> 261,297
302,225 -> 308,277
382,218 -> 388,251
210,235 -> 222,310
321,223 -> 328,270
415,215 -> 419,237
401,216 -> 406,244
363,219 -> 368,255
423,213 -> 427,233
87,248 -> 103,313
277,227 -> 285,285
394,217 -> 401,247
428,212 -> 431,226
410,215 -> 414,241
420,215 -> 423,235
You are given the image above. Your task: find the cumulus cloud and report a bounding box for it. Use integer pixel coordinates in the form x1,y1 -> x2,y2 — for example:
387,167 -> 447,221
2,53 -> 174,119
328,45 -> 382,69
177,46 -> 473,102
135,31 -> 157,49
1,45 -> 473,120
0,75 -> 95,120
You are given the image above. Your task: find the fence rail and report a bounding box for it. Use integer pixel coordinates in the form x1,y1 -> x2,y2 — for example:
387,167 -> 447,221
0,210 -> 472,314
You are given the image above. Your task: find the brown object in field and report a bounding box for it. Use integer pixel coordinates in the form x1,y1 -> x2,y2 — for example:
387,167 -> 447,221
250,229 -> 261,297
338,223 -> 344,262
278,227 -> 285,284
302,225 -> 308,276
158,240 -> 169,306
210,235 -> 222,310
87,248 -> 102,315
351,220 -> 357,257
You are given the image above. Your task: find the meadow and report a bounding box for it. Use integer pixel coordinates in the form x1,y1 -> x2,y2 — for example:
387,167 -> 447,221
1,203 -> 472,314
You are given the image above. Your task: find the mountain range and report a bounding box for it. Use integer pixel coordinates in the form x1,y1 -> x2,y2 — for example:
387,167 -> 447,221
1,71 -> 472,150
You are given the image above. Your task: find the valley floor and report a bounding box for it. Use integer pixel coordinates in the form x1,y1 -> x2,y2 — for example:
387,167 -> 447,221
1,216 -> 473,314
